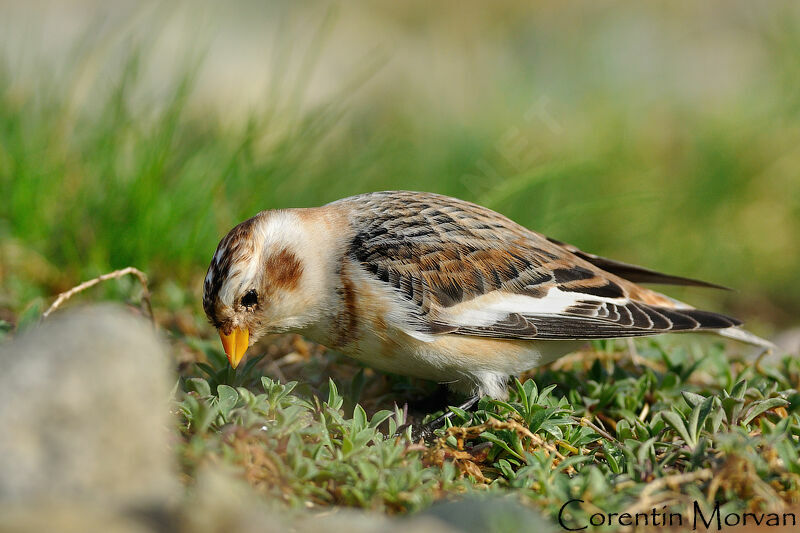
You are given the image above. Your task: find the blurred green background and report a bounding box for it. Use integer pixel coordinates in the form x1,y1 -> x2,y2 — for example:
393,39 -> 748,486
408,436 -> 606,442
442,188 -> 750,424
1,0 -> 798,334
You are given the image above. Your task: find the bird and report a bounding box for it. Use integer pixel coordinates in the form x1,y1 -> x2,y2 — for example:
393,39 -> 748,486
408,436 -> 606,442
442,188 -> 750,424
202,190 -> 772,402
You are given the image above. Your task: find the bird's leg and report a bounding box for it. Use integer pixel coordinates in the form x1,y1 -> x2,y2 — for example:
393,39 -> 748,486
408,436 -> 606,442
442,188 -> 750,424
406,395 -> 481,441
424,395 -> 480,428
754,345 -> 772,375
626,338 -> 644,368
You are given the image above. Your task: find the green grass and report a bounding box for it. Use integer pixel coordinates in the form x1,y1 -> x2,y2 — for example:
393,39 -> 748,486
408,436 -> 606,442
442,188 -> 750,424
2,8 -> 800,327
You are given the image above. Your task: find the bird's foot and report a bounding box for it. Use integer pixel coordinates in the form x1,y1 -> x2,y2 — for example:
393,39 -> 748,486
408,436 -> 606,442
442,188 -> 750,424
396,395 -> 481,442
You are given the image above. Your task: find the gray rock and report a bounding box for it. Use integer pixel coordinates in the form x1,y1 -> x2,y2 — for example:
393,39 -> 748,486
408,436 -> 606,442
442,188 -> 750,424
180,466 -> 460,533
0,304 -> 177,506
299,513 -> 460,533
178,465 -> 277,533
418,495 -> 556,533
0,503 -> 156,533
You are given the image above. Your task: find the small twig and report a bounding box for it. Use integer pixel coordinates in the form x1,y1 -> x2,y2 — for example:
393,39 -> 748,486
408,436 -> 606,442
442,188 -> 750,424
623,469 -> 713,517
640,468 -> 713,500
42,267 -> 154,324
577,416 -> 619,443
444,417 -> 568,461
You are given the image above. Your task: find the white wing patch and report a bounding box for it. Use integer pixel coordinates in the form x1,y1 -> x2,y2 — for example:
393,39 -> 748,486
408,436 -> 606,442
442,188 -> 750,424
440,287 -> 627,328
415,285 -> 740,341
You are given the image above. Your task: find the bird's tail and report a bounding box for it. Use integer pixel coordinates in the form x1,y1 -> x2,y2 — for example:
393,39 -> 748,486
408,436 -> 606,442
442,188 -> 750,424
716,327 -> 776,351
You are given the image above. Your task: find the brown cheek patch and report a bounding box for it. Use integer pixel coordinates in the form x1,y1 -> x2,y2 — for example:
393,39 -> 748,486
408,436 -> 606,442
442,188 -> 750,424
265,249 -> 304,290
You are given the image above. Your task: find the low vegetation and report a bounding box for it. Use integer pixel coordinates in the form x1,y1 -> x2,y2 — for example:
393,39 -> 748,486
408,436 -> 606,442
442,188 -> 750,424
175,320 -> 800,525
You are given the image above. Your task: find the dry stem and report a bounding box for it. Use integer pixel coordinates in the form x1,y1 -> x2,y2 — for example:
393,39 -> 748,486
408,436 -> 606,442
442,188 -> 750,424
623,469 -> 713,517
42,267 -> 153,323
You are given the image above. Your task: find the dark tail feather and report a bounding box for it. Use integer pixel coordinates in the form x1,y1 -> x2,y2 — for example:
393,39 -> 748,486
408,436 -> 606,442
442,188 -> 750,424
658,307 -> 741,330
660,306 -> 775,350
573,252 -> 731,290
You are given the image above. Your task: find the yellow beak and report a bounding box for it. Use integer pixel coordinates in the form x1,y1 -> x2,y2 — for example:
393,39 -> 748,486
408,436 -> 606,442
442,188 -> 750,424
219,327 -> 250,369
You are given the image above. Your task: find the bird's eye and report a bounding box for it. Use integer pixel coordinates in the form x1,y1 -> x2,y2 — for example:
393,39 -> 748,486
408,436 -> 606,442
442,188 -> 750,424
240,289 -> 258,308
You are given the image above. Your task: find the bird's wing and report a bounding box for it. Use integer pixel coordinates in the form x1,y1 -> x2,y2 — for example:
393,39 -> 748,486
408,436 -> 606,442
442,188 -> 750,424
543,236 -> 731,290
341,191 -> 740,341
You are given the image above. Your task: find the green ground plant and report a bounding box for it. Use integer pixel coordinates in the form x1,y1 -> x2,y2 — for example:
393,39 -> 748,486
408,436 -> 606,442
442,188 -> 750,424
173,329 -> 800,525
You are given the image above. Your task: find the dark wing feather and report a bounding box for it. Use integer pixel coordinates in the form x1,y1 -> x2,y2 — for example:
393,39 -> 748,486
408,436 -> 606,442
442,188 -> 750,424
428,304 -> 741,341
338,191 -> 740,341
342,191 -> 561,314
545,237 -> 731,290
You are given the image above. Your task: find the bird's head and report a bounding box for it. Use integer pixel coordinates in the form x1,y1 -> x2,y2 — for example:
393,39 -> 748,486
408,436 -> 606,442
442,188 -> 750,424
202,209 -> 330,368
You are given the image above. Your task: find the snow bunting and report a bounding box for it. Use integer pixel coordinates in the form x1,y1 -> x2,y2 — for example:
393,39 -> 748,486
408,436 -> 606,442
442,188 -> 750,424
203,191 -> 771,399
